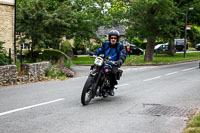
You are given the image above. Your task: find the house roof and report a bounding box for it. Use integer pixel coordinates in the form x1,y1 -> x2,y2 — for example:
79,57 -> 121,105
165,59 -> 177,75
97,25 -> 126,36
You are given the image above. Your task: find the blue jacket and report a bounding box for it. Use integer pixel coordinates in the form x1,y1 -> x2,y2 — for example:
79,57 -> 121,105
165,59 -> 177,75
96,41 -> 126,62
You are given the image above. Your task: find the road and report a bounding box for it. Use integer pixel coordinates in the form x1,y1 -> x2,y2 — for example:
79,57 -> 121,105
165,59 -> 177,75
0,61 -> 200,133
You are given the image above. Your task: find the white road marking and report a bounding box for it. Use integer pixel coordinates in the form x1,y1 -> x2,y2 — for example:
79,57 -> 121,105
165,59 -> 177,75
181,67 -> 197,72
0,98 -> 65,117
116,84 -> 129,87
143,76 -> 161,82
165,71 -> 179,76
143,66 -> 197,82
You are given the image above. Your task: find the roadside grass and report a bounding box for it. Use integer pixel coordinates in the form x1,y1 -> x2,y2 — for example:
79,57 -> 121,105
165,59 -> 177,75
72,52 -> 200,65
124,52 -> 200,65
72,56 -> 95,65
184,113 -> 200,133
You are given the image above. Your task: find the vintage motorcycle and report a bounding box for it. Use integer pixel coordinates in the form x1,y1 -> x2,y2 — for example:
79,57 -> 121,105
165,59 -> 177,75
81,55 -> 122,105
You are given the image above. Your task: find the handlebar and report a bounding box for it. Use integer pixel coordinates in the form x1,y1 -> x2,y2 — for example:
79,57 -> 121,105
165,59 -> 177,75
88,54 -> 118,66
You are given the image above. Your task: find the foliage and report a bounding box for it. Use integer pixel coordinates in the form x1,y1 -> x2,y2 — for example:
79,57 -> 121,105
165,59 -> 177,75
107,0 -> 128,26
0,41 -> 9,66
16,0 -> 200,61
23,49 -> 71,65
184,113 -> 200,133
174,0 -> 200,26
61,41 -> 73,53
126,0 -> 179,61
17,0 -> 116,55
129,38 -> 145,48
188,25 -> 200,47
16,0 -> 77,52
45,56 -> 75,80
42,49 -> 71,64
73,37 -> 86,54
89,44 -> 101,52
188,113 -> 200,127
65,0 -> 114,47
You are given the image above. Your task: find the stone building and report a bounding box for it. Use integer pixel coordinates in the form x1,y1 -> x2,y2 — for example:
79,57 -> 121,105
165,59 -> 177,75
0,0 -> 14,54
97,25 -> 126,40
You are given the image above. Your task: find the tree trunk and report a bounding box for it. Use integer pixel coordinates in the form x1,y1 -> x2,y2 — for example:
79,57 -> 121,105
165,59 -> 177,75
144,37 -> 155,61
167,40 -> 175,56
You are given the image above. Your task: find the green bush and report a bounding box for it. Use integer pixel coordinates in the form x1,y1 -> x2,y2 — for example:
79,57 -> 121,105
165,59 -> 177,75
188,25 -> 200,47
73,37 -> 85,54
90,44 -> 101,52
23,50 -> 40,63
0,41 -> 9,66
61,41 -> 73,53
22,49 -> 30,56
130,38 -> 147,49
61,41 -> 74,58
131,38 -> 143,47
23,49 -> 72,66
42,49 -> 71,61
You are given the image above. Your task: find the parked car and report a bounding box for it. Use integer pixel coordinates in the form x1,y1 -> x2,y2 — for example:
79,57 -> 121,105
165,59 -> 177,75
195,43 -> 200,50
154,43 -> 176,54
124,43 -> 144,55
174,39 -> 188,51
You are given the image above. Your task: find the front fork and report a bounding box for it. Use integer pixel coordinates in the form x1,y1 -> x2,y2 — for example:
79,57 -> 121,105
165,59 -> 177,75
89,67 -> 102,98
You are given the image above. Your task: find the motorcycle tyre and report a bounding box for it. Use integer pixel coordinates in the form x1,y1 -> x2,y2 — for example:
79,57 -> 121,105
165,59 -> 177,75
81,75 -> 95,105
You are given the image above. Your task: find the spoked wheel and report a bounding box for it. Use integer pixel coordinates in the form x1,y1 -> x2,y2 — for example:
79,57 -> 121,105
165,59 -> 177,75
81,76 -> 95,105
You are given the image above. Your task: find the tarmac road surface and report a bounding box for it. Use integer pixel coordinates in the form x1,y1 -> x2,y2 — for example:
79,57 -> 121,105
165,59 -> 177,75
0,61 -> 200,133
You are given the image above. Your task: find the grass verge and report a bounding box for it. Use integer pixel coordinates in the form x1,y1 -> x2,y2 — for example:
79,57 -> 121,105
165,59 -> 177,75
184,113 -> 200,133
72,52 -> 200,66
72,56 -> 95,65
124,52 -> 200,65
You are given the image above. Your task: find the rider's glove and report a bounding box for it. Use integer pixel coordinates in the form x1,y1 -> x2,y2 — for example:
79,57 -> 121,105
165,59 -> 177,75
115,59 -> 123,67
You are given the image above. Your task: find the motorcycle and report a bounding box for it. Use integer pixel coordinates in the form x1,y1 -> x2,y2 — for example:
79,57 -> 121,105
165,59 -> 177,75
81,55 -> 122,105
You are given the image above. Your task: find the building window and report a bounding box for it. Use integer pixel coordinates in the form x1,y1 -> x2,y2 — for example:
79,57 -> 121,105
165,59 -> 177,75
20,43 -> 30,50
16,31 -> 22,36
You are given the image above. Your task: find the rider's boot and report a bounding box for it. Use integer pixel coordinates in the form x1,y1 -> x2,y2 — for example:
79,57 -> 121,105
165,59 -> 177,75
108,87 -> 115,96
108,78 -> 118,96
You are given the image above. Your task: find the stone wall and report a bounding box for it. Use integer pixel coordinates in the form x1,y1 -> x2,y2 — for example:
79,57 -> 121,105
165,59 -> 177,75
0,65 -> 18,86
0,62 -> 50,87
0,2 -> 14,54
21,62 -> 50,82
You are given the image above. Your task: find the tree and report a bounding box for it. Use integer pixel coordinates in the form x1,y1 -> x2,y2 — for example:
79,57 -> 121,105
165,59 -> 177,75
16,0 -> 77,53
126,0 -> 179,61
71,0 -> 115,43
188,25 -> 200,47
107,0 -> 128,26
171,0 -> 200,38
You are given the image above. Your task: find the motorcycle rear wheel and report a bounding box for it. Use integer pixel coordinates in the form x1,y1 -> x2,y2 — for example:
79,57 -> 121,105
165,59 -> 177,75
81,75 -> 95,105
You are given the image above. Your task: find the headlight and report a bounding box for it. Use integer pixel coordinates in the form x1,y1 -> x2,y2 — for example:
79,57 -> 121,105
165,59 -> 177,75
94,57 -> 103,66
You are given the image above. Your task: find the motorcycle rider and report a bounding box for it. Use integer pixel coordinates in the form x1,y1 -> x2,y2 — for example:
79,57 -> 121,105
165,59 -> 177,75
95,30 -> 126,96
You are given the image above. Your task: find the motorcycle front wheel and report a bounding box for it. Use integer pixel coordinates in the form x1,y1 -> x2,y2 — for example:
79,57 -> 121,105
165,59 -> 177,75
81,75 -> 96,105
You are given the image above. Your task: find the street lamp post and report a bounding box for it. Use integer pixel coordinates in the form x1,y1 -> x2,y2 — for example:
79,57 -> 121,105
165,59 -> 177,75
184,7 -> 193,58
